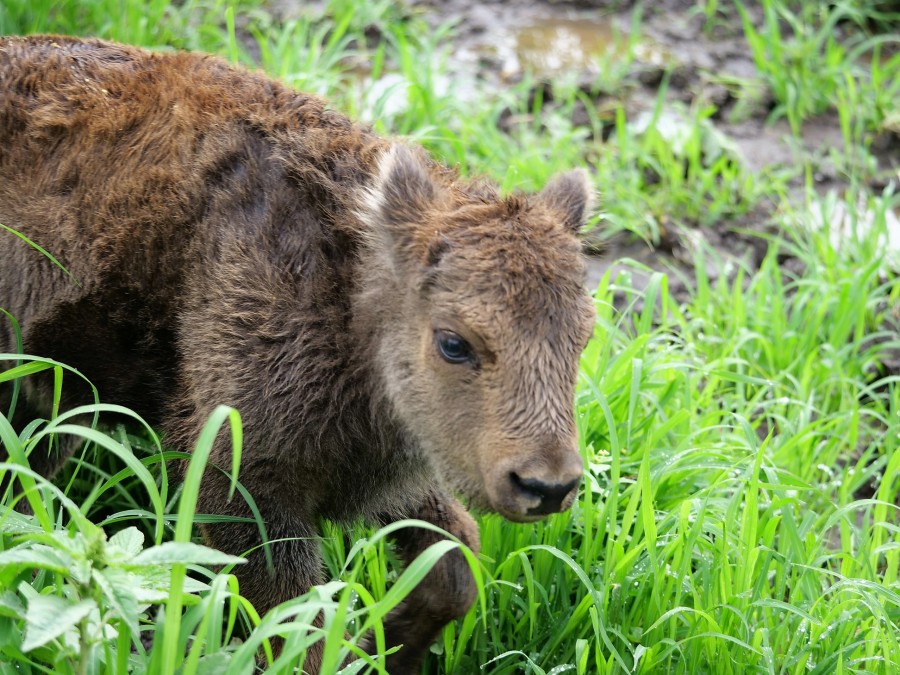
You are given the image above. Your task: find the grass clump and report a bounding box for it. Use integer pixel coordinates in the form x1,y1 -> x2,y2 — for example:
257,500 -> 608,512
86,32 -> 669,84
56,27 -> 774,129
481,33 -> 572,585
737,0 -> 900,136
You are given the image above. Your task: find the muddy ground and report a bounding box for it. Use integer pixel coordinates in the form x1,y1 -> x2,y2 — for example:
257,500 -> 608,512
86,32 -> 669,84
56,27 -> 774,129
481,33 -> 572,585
402,0 -> 899,288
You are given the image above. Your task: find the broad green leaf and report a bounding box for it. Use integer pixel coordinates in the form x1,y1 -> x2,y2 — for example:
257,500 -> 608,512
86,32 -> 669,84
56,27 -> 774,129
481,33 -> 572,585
107,527 -> 145,562
0,510 -> 42,536
0,591 -> 24,619
181,577 -> 213,595
131,542 -> 245,567
193,652 -> 234,675
133,588 -> 169,604
0,545 -> 73,575
22,594 -> 96,652
92,568 -> 140,638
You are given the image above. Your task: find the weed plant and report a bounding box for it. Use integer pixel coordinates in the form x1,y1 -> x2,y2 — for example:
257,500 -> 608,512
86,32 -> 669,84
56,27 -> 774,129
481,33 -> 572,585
1,0 -> 899,673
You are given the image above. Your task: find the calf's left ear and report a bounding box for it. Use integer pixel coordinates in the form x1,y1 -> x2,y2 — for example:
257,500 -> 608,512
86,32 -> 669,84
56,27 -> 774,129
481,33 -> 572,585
539,169 -> 595,234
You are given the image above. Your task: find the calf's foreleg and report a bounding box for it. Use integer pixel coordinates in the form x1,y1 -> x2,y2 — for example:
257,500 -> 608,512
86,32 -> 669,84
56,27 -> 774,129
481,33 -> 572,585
366,491 -> 480,674
195,468 -> 327,671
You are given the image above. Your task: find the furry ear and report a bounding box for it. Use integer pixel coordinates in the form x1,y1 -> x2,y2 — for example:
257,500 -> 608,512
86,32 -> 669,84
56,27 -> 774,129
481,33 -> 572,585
359,145 -> 444,275
539,169 -> 594,234
363,144 -> 436,230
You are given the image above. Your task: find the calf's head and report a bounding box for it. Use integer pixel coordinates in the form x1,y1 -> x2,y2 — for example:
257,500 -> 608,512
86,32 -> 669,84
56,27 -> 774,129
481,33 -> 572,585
359,146 -> 596,522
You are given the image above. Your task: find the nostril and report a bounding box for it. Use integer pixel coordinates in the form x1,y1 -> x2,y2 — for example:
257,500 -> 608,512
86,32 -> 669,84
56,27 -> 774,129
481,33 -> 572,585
510,473 -> 581,514
510,472 -> 542,499
559,476 -> 580,496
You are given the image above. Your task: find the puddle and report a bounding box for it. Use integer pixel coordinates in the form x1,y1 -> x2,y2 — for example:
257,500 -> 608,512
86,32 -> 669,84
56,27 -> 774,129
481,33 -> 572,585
516,19 -> 623,76
472,16 -> 671,80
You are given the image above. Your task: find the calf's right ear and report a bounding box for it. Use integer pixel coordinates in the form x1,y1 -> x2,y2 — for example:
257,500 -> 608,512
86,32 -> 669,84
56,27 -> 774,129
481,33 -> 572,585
360,144 -> 440,271
362,144 -> 435,228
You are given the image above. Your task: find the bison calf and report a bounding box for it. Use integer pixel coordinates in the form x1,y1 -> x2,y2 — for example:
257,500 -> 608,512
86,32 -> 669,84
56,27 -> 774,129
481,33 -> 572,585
0,35 -> 596,672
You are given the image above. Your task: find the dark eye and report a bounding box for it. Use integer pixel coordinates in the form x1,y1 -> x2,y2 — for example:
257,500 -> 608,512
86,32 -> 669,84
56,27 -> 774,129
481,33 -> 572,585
435,330 -> 474,364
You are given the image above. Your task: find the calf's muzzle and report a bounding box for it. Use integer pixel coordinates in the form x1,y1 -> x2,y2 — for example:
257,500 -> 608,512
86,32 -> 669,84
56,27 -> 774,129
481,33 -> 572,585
488,443 -> 584,521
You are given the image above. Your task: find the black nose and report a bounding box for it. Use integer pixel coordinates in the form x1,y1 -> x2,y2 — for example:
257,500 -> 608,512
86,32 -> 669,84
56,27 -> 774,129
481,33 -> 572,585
511,473 -> 580,515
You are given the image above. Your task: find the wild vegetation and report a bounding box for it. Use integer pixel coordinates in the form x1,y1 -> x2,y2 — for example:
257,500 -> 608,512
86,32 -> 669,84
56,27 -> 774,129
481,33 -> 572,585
1,0 -> 898,673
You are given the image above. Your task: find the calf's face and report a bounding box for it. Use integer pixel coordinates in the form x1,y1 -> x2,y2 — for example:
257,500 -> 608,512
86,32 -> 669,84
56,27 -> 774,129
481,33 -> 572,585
361,147 -> 596,522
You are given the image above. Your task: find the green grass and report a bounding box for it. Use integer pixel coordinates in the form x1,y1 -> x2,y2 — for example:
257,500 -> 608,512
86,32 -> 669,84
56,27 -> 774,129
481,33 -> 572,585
2,0 -> 899,673
736,0 -> 900,137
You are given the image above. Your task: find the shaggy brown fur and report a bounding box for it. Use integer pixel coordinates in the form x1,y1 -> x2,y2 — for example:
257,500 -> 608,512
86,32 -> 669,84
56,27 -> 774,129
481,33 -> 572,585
0,35 -> 596,672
